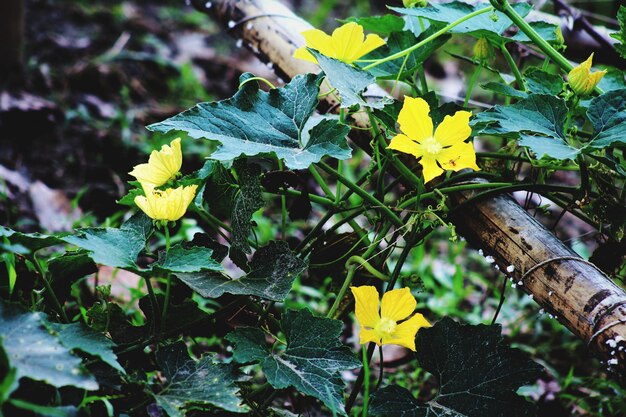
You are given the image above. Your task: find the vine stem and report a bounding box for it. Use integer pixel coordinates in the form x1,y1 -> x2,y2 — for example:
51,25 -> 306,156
318,162 -> 403,228
464,63 -> 483,108
326,223 -> 393,319
345,256 -> 389,282
361,346 -> 370,417
32,254 -> 69,323
499,43 -> 524,91
277,159 -> 288,240
161,225 -> 172,325
143,275 -> 161,337
363,6 -> 493,70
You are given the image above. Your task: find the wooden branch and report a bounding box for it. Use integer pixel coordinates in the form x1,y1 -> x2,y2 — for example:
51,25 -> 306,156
192,0 -> 626,373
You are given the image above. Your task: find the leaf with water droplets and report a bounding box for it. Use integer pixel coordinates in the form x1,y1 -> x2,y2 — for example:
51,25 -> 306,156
369,317 -> 542,417
155,341 -> 249,416
0,302 -> 98,391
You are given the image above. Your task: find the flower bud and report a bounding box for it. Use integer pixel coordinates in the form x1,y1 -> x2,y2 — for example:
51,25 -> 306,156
551,26 -> 565,50
473,38 -> 494,62
568,53 -> 606,96
402,0 -> 427,7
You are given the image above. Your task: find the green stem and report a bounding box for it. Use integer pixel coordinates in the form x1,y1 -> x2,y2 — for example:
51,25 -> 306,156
143,275 -> 161,337
361,346 -> 370,417
277,160 -> 288,240
345,255 -> 389,282
336,161 -> 343,202
309,165 -> 335,199
161,226 -> 172,324
417,17 -> 429,94
399,182 -> 514,209
364,6 -> 493,70
239,76 -> 276,90
366,110 -> 423,189
32,255 -> 69,323
268,187 -> 337,207
464,64 -> 483,107
318,162 -> 403,228
327,267 -> 357,319
490,0 -> 587,83
564,96 -> 580,135
164,224 -> 171,253
499,43 -> 524,91
326,223 -> 393,319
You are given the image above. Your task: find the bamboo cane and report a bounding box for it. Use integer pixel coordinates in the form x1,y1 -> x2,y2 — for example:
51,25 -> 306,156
190,0 -> 626,373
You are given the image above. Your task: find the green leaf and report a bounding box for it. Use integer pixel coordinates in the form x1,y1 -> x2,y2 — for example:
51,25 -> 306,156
8,399 -> 78,417
360,28 -> 450,80
46,322 -> 124,374
372,99 -> 403,132
0,227 -> 62,254
228,309 -> 361,416
481,82 -> 528,99
48,251 -> 98,304
147,73 -> 352,169
0,302 -> 98,391
391,2 -> 532,43
62,213 -> 151,270
231,160 -> 264,254
472,94 -> 579,160
343,15 -> 405,36
518,135 -> 580,160
311,50 -> 389,109
587,88 -> 626,149
523,68 -> 564,95
225,327 -> 269,363
511,21 -> 560,44
598,68 -> 626,93
175,241 -> 307,301
610,6 -> 626,59
155,341 -> 249,415
369,317 -> 542,417
154,244 -> 223,273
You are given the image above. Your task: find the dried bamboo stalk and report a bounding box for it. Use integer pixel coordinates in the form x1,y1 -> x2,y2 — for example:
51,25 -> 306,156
191,0 -> 626,372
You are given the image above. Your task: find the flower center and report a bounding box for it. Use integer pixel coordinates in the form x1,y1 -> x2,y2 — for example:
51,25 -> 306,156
422,136 -> 442,155
374,316 -> 397,338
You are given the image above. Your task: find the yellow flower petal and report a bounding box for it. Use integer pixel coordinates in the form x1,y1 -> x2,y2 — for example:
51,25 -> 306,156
134,184 -> 198,222
387,134 -> 423,159
359,328 -> 382,346
420,154 -> 444,183
294,23 -> 384,65
398,97 -> 433,143
353,34 -> 386,61
302,28 -> 334,54
382,313 -> 431,351
351,286 -> 381,328
433,111 -> 472,147
332,22 -> 364,63
293,47 -> 317,63
567,53 -> 607,96
380,287 -> 416,322
129,138 -> 183,188
438,141 -> 480,173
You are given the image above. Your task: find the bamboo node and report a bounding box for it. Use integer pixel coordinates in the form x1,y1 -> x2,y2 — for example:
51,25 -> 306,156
519,256 -> 603,285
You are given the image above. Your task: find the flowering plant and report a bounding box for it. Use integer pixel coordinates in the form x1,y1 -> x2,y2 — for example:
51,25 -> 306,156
1,1 -> 625,417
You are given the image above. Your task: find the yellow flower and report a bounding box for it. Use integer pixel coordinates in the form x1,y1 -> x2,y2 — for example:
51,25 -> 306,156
129,138 -> 183,189
134,184 -> 198,222
387,97 -> 480,183
351,286 -> 430,351
293,22 -> 385,65
568,53 -> 606,96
